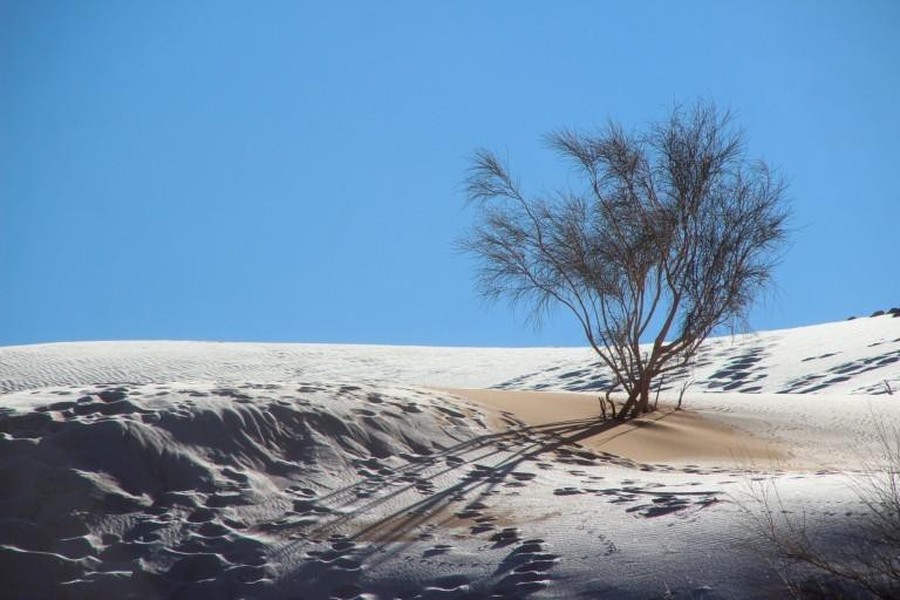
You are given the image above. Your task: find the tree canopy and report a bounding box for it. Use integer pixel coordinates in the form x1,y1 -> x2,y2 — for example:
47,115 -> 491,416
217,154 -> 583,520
462,102 -> 790,418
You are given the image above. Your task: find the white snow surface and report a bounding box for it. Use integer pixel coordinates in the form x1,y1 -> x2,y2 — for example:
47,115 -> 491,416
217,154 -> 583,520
1,314 -> 899,599
1,315 -> 898,395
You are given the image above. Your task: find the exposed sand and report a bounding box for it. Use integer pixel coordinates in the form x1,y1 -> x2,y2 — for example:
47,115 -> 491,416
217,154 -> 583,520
443,388 -> 791,468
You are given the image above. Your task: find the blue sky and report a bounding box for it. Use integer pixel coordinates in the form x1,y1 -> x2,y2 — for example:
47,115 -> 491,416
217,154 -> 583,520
2,1 -> 898,347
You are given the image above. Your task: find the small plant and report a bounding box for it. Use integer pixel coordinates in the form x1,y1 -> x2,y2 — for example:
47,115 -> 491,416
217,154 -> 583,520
676,372 -> 694,411
742,421 -> 900,598
599,386 -> 618,420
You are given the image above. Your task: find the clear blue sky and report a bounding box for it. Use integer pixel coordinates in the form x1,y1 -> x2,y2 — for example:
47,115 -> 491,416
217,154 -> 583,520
2,1 -> 898,347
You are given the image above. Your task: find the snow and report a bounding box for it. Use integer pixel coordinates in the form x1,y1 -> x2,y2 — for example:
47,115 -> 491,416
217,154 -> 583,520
1,314 -> 899,599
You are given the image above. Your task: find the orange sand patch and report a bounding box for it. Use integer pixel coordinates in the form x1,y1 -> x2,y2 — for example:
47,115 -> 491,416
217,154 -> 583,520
440,388 -> 791,468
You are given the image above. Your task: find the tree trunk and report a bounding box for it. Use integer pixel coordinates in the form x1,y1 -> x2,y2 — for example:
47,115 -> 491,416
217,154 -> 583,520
617,373 -> 655,420
639,378 -> 651,414
633,376 -> 650,417
618,392 -> 637,421
624,374 -> 653,418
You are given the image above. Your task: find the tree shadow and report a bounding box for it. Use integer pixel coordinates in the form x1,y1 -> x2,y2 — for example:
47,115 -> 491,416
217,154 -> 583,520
275,414 -> 638,569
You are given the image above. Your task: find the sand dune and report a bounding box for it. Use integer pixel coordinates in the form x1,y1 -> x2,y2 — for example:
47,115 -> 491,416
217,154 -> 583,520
2,315 -> 899,598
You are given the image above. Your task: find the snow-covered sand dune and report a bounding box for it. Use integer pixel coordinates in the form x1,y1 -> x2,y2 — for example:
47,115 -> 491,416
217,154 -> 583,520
1,381 -> 496,599
1,314 -> 899,599
2,314 -> 898,395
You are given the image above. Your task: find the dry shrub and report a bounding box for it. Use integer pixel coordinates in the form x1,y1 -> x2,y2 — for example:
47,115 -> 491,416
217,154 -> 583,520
742,422 -> 900,599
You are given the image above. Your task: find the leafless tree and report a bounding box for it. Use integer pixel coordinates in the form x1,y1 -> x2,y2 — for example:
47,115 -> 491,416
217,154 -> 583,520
462,102 -> 789,418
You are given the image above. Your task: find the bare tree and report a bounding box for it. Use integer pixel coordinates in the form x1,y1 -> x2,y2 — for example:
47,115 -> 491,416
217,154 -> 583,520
462,102 -> 789,418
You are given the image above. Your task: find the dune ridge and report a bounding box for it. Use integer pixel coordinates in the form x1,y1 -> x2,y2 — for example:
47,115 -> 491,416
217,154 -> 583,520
2,315 -> 898,396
